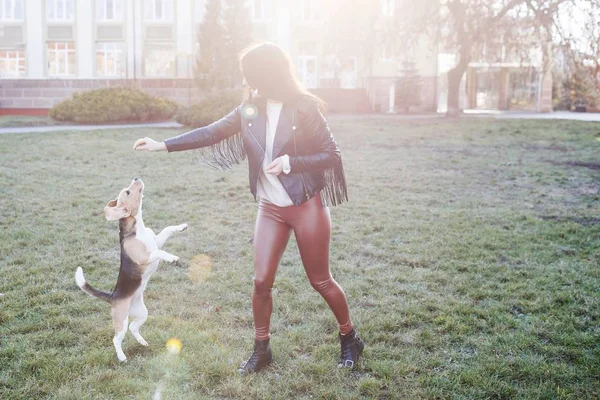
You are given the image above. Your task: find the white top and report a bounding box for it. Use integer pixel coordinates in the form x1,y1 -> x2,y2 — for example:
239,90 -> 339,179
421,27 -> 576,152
256,100 -> 294,207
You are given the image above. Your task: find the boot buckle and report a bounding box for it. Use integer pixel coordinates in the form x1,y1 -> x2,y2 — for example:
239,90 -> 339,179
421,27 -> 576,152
344,360 -> 354,368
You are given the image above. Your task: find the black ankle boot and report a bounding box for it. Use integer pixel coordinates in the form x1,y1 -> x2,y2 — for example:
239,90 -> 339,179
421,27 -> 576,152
238,338 -> 273,374
338,329 -> 364,369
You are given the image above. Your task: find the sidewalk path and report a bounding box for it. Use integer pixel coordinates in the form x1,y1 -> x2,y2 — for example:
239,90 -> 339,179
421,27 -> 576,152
0,121 -> 183,135
468,110 -> 600,122
1,111 -> 598,135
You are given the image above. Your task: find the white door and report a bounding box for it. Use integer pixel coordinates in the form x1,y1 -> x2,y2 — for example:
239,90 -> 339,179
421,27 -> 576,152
299,56 -> 318,89
340,56 -> 357,89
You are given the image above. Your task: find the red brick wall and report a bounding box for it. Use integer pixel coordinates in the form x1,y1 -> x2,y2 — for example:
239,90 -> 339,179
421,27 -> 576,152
0,79 -> 206,110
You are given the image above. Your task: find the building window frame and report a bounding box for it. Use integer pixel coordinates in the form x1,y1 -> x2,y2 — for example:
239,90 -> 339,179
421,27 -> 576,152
96,0 -> 124,22
47,0 -> 75,22
144,0 -> 174,22
0,0 -> 24,21
252,0 -> 271,22
144,42 -> 176,77
47,41 -> 76,77
381,40 -> 395,62
302,0 -> 320,22
96,42 -> 125,77
381,0 -> 395,17
0,48 -> 26,77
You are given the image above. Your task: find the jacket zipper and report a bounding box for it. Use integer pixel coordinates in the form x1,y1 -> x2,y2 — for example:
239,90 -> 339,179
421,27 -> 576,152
293,125 -> 310,201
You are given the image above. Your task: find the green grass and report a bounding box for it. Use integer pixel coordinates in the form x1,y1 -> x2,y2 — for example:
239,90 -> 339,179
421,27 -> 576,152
1,117 -> 599,399
0,115 -> 65,128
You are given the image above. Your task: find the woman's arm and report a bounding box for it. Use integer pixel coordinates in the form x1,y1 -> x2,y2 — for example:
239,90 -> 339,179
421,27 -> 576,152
288,101 -> 341,173
134,106 -> 242,153
164,106 -> 242,152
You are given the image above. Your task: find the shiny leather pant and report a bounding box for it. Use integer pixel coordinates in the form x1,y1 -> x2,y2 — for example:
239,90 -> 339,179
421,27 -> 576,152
252,194 -> 353,340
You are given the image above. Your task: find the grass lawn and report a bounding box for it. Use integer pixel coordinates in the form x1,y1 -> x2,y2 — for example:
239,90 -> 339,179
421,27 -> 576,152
0,116 -> 65,128
1,117 -> 599,399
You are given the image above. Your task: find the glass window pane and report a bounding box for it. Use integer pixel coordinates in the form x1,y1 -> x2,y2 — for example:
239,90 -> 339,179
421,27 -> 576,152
66,0 -> 73,19
96,0 -> 104,19
56,0 -> 64,19
47,0 -> 55,19
107,0 -> 113,19
156,0 -> 163,19
115,0 -> 123,19
264,0 -> 272,20
254,0 -> 262,20
15,0 -> 24,19
165,0 -> 173,20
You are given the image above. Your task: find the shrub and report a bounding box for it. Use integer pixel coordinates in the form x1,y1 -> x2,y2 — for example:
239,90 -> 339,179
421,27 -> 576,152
49,87 -> 178,124
175,89 -> 242,128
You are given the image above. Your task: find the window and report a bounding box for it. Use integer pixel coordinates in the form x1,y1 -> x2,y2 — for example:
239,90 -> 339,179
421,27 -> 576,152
144,44 -> 175,77
144,0 -> 174,22
381,0 -> 395,17
252,0 -> 271,22
194,0 -> 205,22
96,0 -> 124,21
96,42 -> 125,77
47,42 -> 76,76
47,0 -> 74,22
0,0 -> 24,21
303,0 -> 320,21
381,40 -> 394,61
0,49 -> 25,77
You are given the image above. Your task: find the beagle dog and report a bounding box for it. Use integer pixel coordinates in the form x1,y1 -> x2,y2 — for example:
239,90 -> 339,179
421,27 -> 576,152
75,178 -> 187,362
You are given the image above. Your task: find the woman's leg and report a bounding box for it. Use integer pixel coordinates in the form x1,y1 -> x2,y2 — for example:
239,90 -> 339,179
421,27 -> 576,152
289,195 -> 353,334
252,202 -> 292,340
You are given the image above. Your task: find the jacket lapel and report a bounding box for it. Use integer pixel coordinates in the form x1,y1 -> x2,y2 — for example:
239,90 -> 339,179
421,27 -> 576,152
272,102 -> 296,158
246,97 -> 267,153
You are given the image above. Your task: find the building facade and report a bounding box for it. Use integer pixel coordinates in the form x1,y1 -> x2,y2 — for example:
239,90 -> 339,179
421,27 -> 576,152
0,0 -> 548,113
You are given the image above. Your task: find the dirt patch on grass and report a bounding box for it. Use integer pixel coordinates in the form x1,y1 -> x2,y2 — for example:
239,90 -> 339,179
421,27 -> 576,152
547,161 -> 600,170
539,215 -> 600,226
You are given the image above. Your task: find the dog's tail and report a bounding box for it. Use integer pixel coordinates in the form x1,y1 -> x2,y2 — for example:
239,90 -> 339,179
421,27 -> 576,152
75,267 -> 112,303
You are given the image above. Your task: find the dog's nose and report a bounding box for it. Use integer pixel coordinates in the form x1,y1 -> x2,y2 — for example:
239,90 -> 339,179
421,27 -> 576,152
133,177 -> 139,181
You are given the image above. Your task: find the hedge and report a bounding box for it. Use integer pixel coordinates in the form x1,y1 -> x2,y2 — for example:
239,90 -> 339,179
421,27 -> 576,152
175,89 -> 242,128
49,87 -> 178,124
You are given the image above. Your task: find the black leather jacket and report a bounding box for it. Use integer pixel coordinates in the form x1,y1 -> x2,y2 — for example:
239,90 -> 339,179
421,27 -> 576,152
164,95 -> 348,207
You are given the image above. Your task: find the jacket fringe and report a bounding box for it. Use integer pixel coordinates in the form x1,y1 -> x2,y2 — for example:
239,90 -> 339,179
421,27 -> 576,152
193,131 -> 247,170
321,158 -> 348,206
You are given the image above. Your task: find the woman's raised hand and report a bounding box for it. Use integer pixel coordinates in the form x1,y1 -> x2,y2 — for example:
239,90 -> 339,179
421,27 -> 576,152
133,137 -> 167,152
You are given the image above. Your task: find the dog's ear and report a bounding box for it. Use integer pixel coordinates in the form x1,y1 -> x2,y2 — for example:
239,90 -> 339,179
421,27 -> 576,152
104,199 -> 129,221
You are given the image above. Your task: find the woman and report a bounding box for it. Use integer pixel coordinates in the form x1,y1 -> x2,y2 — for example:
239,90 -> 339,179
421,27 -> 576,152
133,42 -> 364,373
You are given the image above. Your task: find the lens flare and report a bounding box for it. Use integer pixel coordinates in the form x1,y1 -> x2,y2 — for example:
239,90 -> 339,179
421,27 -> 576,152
165,338 -> 182,354
189,254 -> 212,283
242,104 -> 259,120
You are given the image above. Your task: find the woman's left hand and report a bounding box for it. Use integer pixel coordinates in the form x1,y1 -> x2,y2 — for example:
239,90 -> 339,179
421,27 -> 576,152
265,157 -> 284,175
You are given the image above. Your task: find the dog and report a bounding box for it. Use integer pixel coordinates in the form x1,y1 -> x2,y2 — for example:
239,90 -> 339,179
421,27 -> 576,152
75,178 -> 187,362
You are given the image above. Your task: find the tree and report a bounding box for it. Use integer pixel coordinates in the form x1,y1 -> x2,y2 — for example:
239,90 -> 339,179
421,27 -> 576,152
395,61 -> 422,112
393,0 -> 573,116
195,0 -> 227,90
222,0 -> 253,88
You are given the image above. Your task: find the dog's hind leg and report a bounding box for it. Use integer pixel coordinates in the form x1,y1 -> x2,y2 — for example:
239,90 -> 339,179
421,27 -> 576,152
129,293 -> 149,346
111,299 -> 131,362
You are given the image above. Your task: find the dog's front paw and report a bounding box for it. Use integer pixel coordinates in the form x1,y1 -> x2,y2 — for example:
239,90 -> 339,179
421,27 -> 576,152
177,223 -> 188,232
165,254 -> 179,263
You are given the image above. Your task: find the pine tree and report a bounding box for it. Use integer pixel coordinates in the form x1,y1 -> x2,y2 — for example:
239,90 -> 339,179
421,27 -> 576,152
195,0 -> 227,90
395,61 -> 422,113
222,0 -> 252,88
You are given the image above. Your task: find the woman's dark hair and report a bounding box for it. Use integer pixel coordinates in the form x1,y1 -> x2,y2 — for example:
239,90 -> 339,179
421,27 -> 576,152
240,42 -> 326,112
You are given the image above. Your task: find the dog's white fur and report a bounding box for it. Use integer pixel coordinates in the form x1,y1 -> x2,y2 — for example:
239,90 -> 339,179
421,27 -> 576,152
75,178 -> 187,362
